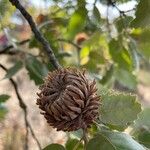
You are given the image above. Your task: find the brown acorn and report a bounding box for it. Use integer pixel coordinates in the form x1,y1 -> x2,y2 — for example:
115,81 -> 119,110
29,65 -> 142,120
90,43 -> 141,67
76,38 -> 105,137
75,32 -> 88,45
37,68 -> 100,131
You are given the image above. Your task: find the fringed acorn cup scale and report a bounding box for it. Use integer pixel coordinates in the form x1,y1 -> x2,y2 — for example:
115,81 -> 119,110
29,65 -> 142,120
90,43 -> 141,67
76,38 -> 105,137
37,68 -> 100,132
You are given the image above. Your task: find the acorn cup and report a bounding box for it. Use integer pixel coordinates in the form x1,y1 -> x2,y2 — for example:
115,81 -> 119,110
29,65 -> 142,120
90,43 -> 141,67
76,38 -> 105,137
37,68 -> 100,131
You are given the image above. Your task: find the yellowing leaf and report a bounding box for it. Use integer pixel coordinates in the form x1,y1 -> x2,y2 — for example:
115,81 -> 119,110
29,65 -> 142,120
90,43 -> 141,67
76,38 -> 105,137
80,46 -> 90,58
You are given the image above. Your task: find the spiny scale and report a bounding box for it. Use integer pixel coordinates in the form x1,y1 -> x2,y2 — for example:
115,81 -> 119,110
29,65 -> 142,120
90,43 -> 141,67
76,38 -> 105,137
37,68 -> 100,131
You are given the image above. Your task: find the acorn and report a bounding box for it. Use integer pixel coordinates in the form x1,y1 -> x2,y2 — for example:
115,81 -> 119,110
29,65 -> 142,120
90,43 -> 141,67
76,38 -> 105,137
37,68 -> 100,131
75,32 -> 88,45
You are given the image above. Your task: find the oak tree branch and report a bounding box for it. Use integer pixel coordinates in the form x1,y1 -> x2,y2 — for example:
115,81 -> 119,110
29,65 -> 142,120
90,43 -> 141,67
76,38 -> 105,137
9,0 -> 61,69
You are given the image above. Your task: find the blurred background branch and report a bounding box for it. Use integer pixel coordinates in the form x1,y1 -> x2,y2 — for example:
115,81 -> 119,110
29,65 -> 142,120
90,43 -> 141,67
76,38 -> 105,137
0,39 -> 30,55
0,63 -> 42,150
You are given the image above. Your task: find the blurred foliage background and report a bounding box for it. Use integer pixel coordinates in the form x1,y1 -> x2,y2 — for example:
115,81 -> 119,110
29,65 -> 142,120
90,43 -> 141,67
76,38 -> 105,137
0,0 -> 150,150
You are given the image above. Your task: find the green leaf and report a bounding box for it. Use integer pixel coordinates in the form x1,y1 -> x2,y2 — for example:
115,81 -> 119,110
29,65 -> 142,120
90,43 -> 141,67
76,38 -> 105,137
88,130 -> 145,150
80,32 -> 108,72
100,90 -> 141,131
87,133 -> 115,150
100,65 -> 114,85
80,46 -> 90,61
131,28 -> 150,60
83,50 -> 105,72
116,16 -> 133,32
0,0 -> 14,17
0,94 -> 10,103
115,68 -> 137,89
43,144 -> 65,150
65,139 -> 83,150
138,129 -> 150,148
131,0 -> 150,28
77,0 -> 86,6
109,39 -> 132,71
67,6 -> 87,39
0,0 -> 15,28
4,61 -> 23,79
0,0 -> 8,16
128,38 -> 140,71
25,56 -> 49,85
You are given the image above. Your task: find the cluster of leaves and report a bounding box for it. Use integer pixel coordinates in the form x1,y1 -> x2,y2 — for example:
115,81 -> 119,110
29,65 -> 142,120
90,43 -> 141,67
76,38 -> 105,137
0,0 -> 15,28
0,0 -> 150,149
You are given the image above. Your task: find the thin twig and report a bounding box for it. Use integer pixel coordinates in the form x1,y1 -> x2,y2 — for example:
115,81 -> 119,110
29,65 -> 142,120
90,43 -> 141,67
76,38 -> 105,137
9,0 -> 61,69
0,64 -> 42,150
0,39 -> 30,54
109,0 -> 135,16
